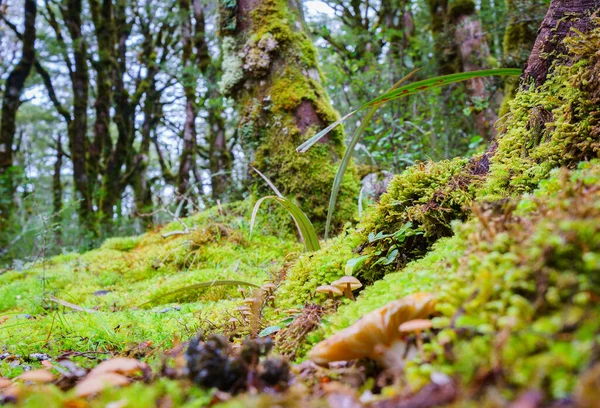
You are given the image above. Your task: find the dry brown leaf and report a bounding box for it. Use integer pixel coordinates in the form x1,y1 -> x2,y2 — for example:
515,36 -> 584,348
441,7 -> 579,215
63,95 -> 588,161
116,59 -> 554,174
0,316 -> 8,325
17,369 -> 55,383
89,357 -> 149,377
0,378 -> 12,389
41,360 -> 53,368
75,373 -> 130,398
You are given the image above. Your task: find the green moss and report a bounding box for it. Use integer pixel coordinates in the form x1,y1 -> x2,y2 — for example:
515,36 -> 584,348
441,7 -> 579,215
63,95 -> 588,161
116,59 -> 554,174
249,0 -> 293,44
100,235 -> 143,252
270,68 -> 316,112
276,229 -> 364,309
0,199 -> 300,363
321,162 -> 600,401
354,157 -> 481,282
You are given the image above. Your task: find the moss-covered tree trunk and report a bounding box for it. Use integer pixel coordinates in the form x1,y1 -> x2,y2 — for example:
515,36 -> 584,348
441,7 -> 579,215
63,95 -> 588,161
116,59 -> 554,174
499,0 -> 546,115
523,0 -> 600,86
219,0 -> 359,232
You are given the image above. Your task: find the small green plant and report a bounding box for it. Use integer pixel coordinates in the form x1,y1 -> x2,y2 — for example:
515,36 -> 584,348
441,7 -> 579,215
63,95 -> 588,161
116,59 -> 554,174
297,68 -> 522,239
250,167 -> 321,252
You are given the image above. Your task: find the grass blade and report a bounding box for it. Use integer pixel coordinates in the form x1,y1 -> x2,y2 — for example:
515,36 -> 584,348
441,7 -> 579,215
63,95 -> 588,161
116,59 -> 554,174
140,280 -> 259,307
251,166 -> 284,198
296,68 -> 521,153
250,195 -> 320,251
323,69 -> 420,239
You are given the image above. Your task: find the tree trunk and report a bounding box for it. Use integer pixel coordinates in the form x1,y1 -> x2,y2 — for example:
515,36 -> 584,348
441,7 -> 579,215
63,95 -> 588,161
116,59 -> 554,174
63,0 -> 95,236
450,0 -> 502,140
523,0 -> 600,86
0,0 -> 36,238
192,0 -> 232,202
207,92 -> 232,202
89,0 -> 116,198
219,0 -> 359,232
53,135 -> 64,246
176,0 -> 198,215
99,0 -> 134,226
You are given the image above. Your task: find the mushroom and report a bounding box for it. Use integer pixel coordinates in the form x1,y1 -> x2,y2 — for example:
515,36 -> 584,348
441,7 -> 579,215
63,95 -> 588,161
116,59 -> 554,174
398,319 -> 433,358
308,292 -> 436,368
261,283 -> 276,293
316,285 -> 343,300
243,297 -> 259,306
237,287 -> 247,299
331,276 -> 362,301
228,317 -> 239,330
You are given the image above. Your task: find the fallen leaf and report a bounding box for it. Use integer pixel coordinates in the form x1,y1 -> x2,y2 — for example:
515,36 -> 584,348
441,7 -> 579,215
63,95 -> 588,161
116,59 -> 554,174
89,357 -> 149,377
0,378 -> 11,389
0,316 -> 8,325
17,369 -> 55,383
75,373 -> 130,397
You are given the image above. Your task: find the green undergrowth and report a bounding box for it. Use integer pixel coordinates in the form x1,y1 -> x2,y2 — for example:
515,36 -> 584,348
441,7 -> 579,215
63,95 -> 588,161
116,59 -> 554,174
324,161 -> 600,401
276,227 -> 363,309
0,199 -> 300,365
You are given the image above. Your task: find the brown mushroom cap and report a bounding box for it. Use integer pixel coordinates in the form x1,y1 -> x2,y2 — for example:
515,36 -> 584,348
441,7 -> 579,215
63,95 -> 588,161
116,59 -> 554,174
399,319 -> 433,333
308,292 -> 436,365
261,283 -> 276,290
331,276 -> 362,291
316,285 -> 343,296
243,297 -> 259,304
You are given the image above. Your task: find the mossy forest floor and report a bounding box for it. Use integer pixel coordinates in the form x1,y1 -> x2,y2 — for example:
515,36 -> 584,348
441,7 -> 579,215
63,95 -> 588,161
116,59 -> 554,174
2,24 -> 600,408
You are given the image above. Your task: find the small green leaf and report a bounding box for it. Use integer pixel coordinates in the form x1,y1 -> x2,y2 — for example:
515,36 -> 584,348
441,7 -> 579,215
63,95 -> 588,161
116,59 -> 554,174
345,255 -> 370,275
259,325 -> 282,337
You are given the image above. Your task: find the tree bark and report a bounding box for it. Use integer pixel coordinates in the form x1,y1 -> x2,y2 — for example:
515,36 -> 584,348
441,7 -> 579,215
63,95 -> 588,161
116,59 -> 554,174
53,135 -> 64,246
192,0 -> 232,202
89,0 -> 116,198
523,0 -> 600,86
176,0 -> 198,215
99,0 -> 134,225
0,0 -> 36,237
61,0 -> 95,236
219,0 -> 359,232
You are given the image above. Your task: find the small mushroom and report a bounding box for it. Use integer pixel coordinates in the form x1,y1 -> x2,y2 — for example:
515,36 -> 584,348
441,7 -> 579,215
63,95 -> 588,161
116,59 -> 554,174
261,283 -> 276,293
398,319 -> 433,358
316,285 -> 343,300
309,292 -> 436,368
237,287 -> 247,299
228,317 -> 239,330
243,297 -> 259,305
331,276 -> 362,301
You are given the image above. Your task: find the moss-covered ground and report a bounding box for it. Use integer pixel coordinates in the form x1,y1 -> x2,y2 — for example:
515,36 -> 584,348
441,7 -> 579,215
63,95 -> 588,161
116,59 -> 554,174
0,201 -> 300,375
2,16 -> 600,408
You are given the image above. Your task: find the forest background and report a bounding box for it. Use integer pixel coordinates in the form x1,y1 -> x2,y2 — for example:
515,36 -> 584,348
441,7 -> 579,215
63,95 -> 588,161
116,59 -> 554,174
0,0 -> 547,266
